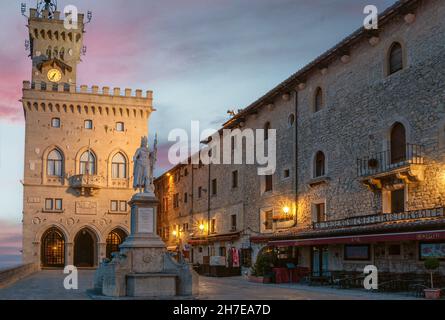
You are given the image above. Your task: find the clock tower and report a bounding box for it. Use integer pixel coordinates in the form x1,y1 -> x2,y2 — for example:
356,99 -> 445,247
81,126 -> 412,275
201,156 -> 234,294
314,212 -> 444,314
21,1 -> 155,268
28,1 -> 84,86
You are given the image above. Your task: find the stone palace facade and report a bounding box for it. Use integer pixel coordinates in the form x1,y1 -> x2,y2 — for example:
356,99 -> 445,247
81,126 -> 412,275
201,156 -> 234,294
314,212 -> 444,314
21,6 -> 154,268
155,0 -> 445,276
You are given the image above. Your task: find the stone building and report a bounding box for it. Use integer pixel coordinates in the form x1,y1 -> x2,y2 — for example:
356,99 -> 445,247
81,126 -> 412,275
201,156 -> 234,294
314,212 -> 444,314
156,0 -> 445,276
21,5 -> 154,268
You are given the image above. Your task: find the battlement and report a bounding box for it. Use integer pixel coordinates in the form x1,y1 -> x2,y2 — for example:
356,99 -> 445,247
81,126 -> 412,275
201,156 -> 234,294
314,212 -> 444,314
29,8 -> 84,24
23,81 -> 153,100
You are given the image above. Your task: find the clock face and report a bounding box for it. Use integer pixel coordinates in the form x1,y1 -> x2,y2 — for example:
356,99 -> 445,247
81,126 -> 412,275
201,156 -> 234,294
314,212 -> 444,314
47,69 -> 62,83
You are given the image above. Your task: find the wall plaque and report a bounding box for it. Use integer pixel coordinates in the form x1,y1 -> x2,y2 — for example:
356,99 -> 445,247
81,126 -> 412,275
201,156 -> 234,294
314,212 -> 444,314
75,201 -> 97,215
138,207 -> 154,233
27,197 -> 41,203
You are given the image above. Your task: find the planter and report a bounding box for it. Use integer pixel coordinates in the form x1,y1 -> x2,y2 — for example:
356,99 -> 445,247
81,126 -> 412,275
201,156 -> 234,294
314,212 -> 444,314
248,276 -> 271,284
424,289 -> 441,300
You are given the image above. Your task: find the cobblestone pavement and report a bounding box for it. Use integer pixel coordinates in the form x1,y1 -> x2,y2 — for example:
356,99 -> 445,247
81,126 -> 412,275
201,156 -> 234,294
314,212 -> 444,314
0,271 -> 417,300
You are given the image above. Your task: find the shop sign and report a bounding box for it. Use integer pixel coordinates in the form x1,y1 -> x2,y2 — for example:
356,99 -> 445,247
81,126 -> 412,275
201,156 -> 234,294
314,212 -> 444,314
314,207 -> 444,230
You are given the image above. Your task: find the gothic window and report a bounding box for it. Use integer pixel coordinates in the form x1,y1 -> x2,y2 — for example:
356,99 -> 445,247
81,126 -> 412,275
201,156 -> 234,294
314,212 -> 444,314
80,151 -> 96,175
111,153 -> 127,179
314,151 -> 326,178
53,47 -> 59,59
47,149 -> 63,177
388,42 -> 403,75
314,87 -> 323,112
60,47 -> 65,60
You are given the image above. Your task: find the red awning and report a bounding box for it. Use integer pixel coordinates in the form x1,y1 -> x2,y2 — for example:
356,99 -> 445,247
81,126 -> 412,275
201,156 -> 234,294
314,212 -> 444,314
269,230 -> 445,247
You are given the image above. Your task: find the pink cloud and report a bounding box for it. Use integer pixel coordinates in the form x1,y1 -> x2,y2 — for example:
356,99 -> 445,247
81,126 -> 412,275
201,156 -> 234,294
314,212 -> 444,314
0,220 -> 22,257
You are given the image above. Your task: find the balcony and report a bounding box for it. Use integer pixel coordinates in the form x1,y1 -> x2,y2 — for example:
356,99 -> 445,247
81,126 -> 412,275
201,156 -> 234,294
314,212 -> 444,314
357,144 -> 425,190
69,174 -> 105,196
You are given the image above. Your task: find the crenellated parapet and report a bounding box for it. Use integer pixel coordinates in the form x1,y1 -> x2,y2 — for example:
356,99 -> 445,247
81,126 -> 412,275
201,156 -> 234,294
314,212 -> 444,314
22,81 -> 154,118
23,81 -> 152,99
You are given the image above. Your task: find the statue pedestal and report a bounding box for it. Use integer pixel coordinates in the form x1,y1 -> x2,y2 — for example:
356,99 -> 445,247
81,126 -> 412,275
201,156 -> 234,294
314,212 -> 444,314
94,192 -> 199,298
120,192 -> 165,274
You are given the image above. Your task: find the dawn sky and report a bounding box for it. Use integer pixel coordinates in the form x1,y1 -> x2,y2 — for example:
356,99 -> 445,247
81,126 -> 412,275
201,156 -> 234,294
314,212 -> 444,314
0,0 -> 396,261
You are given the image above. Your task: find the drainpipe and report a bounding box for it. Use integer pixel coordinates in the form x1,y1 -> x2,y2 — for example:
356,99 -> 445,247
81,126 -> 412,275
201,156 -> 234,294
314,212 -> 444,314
292,89 -> 299,228
207,163 -> 211,236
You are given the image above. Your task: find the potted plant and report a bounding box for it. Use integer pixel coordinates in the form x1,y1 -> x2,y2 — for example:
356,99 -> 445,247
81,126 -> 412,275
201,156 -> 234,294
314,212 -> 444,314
248,251 -> 275,284
424,258 -> 441,299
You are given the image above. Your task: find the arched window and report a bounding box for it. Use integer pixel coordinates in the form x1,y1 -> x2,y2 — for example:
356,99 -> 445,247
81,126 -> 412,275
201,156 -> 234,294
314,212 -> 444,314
314,87 -> 323,112
288,114 -> 295,127
314,151 -> 326,178
264,122 -> 271,141
46,46 -> 52,59
389,42 -> 403,75
390,122 -> 406,164
80,151 -> 96,175
106,229 -> 128,259
47,149 -> 63,177
111,153 -> 127,179
41,227 -> 65,267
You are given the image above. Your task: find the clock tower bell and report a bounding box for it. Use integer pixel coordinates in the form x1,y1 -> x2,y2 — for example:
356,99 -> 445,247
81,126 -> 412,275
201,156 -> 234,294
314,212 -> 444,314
27,0 -> 85,86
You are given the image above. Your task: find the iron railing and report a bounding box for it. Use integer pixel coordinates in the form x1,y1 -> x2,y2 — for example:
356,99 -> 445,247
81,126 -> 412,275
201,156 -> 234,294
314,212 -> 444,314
357,143 -> 424,177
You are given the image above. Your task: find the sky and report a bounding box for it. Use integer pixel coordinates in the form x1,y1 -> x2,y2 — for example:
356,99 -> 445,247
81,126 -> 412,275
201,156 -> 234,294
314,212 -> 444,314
0,0 -> 396,263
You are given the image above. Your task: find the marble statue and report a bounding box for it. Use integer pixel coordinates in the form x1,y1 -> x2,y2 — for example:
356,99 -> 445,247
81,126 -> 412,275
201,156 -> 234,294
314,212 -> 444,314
133,135 -> 157,194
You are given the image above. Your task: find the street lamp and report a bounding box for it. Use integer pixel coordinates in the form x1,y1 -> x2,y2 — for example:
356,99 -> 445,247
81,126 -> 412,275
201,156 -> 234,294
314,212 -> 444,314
199,223 -> 205,232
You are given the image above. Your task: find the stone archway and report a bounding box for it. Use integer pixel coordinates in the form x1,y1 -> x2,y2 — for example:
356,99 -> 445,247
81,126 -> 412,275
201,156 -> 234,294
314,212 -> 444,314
74,228 -> 98,267
41,227 -> 66,268
106,228 -> 128,259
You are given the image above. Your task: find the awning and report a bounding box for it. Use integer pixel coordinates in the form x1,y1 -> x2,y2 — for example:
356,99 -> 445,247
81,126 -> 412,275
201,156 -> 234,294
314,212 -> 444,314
269,230 -> 445,247
166,246 -> 178,251
188,232 -> 241,245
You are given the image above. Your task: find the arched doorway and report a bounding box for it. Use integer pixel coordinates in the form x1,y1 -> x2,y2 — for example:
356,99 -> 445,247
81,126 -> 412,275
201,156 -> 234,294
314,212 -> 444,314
106,228 -> 128,259
41,227 -> 65,268
390,122 -> 406,164
74,228 -> 97,267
